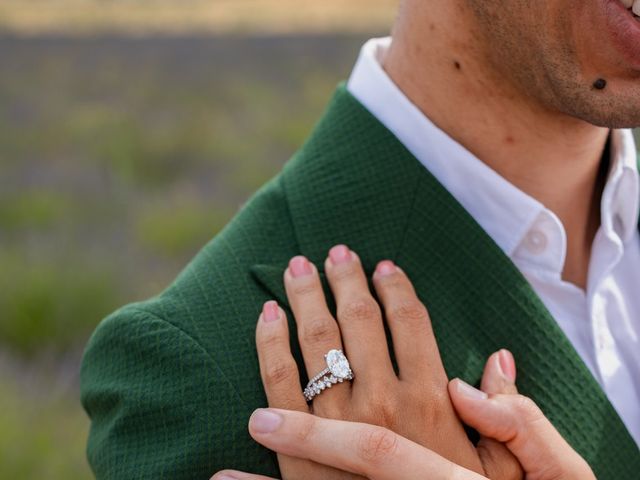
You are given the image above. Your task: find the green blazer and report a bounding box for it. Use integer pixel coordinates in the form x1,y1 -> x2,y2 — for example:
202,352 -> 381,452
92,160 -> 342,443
80,85 -> 640,479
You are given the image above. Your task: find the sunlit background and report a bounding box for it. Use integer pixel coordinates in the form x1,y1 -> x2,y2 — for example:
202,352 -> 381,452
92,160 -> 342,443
0,1 -> 394,477
1,1 -> 638,478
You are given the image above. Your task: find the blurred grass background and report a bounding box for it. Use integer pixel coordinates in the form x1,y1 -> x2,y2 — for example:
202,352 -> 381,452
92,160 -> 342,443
1,1 -> 638,479
0,1 -> 394,478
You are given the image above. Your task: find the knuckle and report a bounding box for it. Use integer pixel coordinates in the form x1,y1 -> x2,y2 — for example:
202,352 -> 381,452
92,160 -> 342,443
300,316 -> 337,344
378,275 -> 405,291
340,297 -> 380,324
257,328 -> 283,350
264,359 -> 298,386
356,427 -> 399,464
389,299 -> 428,324
290,281 -> 319,298
509,395 -> 546,434
331,262 -> 361,281
513,395 -> 540,422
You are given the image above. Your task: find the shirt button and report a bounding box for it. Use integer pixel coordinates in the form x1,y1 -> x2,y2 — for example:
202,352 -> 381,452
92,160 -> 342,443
525,230 -> 548,254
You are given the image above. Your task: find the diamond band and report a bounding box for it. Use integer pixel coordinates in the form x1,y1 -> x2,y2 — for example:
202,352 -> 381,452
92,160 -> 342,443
303,349 -> 353,402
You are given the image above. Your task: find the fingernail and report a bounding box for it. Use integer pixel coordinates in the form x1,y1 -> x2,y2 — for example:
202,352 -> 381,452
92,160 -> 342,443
498,349 -> 516,383
456,379 -> 488,400
375,260 -> 396,276
289,256 -> 313,277
250,408 -> 283,433
215,474 -> 239,480
262,301 -> 279,322
329,244 -> 352,265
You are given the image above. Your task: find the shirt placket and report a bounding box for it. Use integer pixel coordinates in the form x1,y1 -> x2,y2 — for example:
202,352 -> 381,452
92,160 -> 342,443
587,230 -> 624,387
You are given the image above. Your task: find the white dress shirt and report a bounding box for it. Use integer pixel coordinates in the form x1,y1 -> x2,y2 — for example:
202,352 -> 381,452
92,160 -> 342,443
347,37 -> 640,446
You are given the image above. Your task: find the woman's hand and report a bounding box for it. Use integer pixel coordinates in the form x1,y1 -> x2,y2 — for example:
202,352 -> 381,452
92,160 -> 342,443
212,354 -> 595,480
449,374 -> 596,480
233,246 -> 520,479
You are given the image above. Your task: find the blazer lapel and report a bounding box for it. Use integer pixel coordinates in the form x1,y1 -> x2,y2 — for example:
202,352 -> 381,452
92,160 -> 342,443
251,86 -> 640,478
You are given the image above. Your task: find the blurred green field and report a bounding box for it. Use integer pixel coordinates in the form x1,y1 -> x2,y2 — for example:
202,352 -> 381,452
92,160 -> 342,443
0,33 -> 373,479
0,0 -> 396,35
0,358 -> 90,478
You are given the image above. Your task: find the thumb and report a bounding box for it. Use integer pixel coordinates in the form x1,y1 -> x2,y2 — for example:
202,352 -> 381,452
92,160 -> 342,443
480,349 -> 518,396
474,350 -> 522,480
448,380 -> 595,480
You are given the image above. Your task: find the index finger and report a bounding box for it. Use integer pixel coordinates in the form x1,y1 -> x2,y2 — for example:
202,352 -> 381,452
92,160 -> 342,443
248,408 -> 488,480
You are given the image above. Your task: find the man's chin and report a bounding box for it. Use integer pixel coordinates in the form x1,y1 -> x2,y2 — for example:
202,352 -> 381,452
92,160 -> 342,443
579,105 -> 640,129
556,86 -> 640,129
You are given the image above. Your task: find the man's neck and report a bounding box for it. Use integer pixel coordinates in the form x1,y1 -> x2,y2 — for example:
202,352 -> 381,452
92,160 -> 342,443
383,7 -> 610,289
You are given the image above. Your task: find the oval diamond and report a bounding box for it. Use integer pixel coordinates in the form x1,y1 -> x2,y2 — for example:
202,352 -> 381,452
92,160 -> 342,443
326,349 -> 351,379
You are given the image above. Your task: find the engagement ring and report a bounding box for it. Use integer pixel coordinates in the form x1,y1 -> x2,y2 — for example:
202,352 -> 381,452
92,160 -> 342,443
303,349 -> 354,402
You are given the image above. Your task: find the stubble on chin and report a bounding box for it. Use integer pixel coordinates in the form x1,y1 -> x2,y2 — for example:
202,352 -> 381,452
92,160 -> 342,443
462,0 -> 640,128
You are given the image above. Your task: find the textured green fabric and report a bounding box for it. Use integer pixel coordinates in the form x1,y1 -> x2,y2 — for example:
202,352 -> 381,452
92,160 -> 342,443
81,85 -> 640,480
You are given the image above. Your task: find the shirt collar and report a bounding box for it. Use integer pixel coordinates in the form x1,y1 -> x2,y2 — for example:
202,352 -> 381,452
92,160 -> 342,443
604,129 -> 639,244
347,37 -> 639,275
